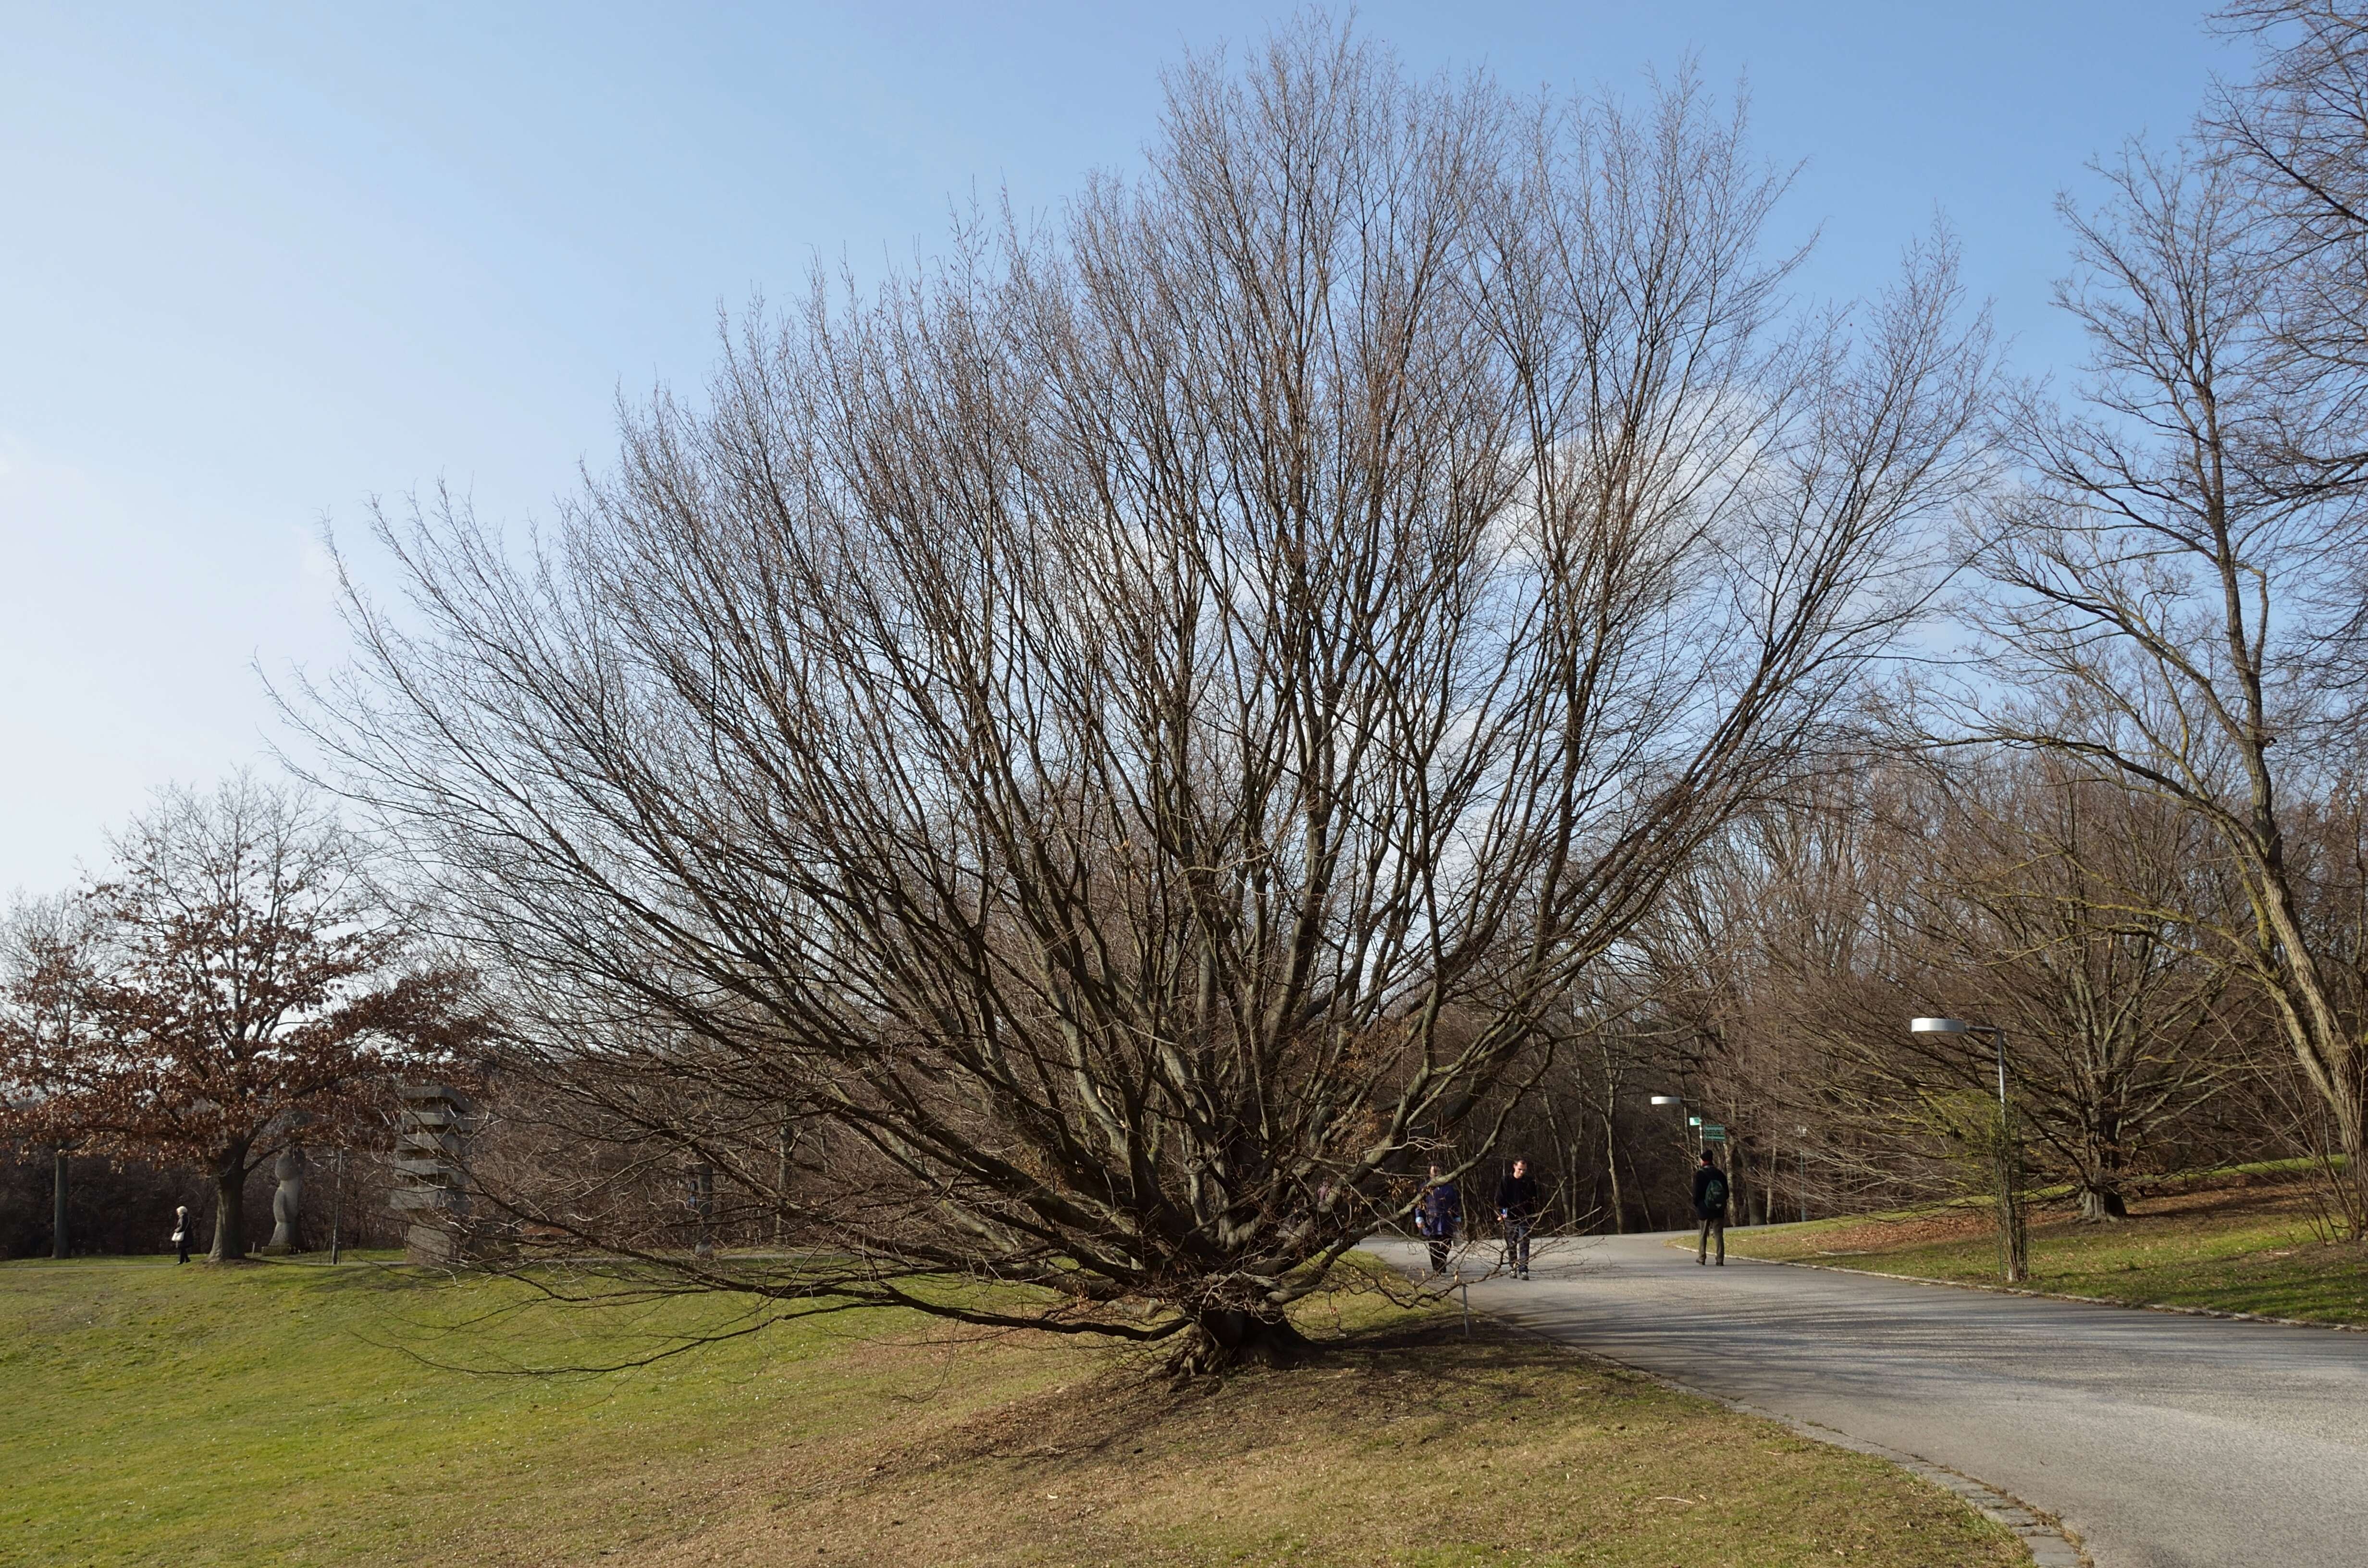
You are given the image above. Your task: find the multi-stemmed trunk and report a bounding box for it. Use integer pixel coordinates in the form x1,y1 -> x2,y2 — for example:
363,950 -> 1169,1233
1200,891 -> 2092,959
2076,1110 -> 2131,1222
1168,1309 -> 1314,1378
2076,1183 -> 2130,1223
2248,830 -> 2368,1240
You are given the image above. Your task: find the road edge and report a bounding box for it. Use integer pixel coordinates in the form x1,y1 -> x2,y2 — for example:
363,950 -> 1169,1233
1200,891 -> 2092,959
1576,1348 -> 2090,1568
1361,1243 -> 2089,1568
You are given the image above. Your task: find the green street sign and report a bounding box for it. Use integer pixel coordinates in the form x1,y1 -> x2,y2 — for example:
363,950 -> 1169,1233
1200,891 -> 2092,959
1700,1126 -> 1727,1140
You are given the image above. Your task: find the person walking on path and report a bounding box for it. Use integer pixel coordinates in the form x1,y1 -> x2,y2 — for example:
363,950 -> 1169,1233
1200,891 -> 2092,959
1495,1158 -> 1538,1279
1416,1164 -> 1462,1274
172,1204 -> 191,1265
1692,1151 -> 1728,1265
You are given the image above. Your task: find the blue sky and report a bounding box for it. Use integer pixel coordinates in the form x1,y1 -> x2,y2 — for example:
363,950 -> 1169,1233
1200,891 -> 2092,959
0,0 -> 2229,893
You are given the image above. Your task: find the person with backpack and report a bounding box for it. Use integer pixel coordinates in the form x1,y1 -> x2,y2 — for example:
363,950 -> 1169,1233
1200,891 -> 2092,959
1495,1157 -> 1538,1279
1692,1151 -> 1729,1265
1415,1164 -> 1462,1274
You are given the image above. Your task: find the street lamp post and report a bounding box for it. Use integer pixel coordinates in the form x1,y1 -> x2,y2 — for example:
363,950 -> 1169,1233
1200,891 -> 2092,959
1911,1017 -> 2028,1282
1648,1095 -> 1698,1157
1795,1125 -> 1809,1224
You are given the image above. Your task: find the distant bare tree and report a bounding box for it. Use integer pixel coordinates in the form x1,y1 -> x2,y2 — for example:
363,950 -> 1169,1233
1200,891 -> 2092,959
296,23 -> 1992,1370
1886,757 -> 2244,1221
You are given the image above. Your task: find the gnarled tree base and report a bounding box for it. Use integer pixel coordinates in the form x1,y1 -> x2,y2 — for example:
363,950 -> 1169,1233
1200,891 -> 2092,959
2076,1187 -> 2129,1223
1163,1311 -> 1314,1380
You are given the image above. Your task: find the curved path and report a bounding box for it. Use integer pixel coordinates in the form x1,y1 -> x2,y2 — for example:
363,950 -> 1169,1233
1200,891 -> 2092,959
1370,1232 -> 2368,1568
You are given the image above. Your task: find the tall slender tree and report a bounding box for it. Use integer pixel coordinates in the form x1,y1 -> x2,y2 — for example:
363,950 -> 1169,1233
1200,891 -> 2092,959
1962,142 -> 2368,1231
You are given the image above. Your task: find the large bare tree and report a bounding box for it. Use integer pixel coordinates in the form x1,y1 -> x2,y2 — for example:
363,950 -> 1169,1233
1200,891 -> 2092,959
297,24 -> 1992,1367
1962,135 -> 2368,1232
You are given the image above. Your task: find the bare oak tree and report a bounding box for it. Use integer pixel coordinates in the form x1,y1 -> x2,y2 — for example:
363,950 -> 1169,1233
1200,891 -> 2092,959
1885,758 -> 2243,1221
298,24 -> 1991,1368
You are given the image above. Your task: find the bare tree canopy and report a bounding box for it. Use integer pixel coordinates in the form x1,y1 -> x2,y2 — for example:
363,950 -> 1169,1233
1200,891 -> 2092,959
2211,1 -> 2368,481
1960,112 -> 2368,1227
0,775 -> 486,1260
295,22 -> 1993,1368
1696,757 -> 2243,1217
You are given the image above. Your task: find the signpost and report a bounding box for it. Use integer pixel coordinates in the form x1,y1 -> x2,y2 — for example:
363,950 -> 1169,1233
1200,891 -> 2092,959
1700,1125 -> 1727,1141
1912,1017 -> 2027,1282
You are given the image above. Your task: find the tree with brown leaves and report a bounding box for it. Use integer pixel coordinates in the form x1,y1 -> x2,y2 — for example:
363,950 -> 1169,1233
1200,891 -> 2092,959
0,776 -> 487,1260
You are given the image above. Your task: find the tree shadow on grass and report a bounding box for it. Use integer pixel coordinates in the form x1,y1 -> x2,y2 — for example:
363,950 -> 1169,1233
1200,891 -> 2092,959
862,1304 -> 1645,1490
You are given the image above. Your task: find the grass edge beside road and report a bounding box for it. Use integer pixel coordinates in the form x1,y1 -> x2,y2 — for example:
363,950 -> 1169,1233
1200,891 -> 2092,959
1719,1247 -> 2368,1335
1714,1173 -> 2368,1328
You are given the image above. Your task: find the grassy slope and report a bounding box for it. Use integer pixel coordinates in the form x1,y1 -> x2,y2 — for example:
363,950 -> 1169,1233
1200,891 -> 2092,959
1722,1172 -> 2368,1325
0,1255 -> 2027,1568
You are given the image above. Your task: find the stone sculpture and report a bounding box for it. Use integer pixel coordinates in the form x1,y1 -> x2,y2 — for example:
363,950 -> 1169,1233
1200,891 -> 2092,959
260,1145 -> 306,1254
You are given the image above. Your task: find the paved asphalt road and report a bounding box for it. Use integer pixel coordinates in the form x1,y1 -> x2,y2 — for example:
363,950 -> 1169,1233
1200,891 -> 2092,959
1371,1232 -> 2368,1568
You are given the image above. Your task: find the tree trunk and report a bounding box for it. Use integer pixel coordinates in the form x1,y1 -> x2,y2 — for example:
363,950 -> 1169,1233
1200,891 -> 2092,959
2077,1184 -> 2129,1222
2078,1132 -> 2129,1223
1621,1140 -> 1653,1231
2332,1078 -> 2368,1238
208,1149 -> 250,1262
773,1119 -> 795,1247
1165,1310 -> 1312,1378
51,1147 -> 68,1259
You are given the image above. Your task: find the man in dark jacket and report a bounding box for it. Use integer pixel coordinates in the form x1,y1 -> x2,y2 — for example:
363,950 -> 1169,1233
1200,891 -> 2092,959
1495,1158 -> 1539,1279
1416,1164 -> 1462,1274
1692,1151 -> 1729,1265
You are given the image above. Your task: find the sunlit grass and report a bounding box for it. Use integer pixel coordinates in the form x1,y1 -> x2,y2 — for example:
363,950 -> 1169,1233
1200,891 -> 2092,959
1726,1173 -> 2368,1325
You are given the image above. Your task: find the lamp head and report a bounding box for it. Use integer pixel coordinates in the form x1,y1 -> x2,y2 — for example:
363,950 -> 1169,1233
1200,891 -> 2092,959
1911,1017 -> 1970,1035
1649,1095 -> 1680,1106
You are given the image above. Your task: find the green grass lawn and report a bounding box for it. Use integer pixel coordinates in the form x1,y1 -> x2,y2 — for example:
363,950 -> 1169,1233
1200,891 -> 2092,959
1723,1174 -> 2368,1326
0,1253 -> 2030,1568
